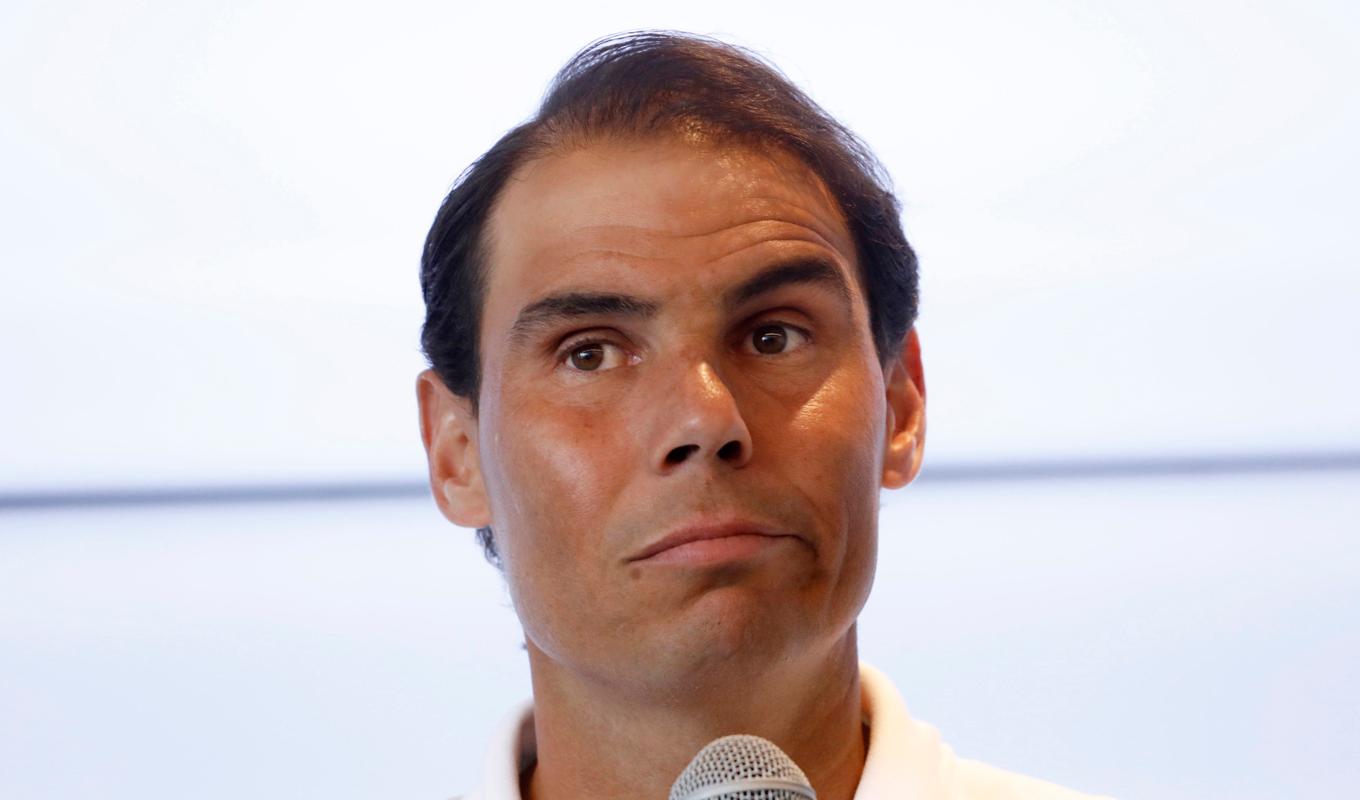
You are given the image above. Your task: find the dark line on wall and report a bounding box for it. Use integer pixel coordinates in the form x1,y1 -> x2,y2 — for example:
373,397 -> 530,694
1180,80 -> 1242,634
0,481 -> 429,512
2,451 -> 1358,512
917,451 -> 1360,483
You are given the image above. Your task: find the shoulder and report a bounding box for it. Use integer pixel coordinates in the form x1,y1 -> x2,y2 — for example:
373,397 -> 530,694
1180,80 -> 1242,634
952,757 -> 1117,800
859,662 -> 1115,800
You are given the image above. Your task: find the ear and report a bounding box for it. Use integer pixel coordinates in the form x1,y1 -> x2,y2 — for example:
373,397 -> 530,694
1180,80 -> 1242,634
881,327 -> 927,489
417,369 -> 493,528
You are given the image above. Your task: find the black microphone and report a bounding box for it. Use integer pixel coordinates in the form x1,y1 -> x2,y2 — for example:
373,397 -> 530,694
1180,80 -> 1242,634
669,734 -> 817,800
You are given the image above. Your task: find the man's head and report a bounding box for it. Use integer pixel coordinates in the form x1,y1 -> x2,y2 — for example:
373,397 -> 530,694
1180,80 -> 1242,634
420,33 -> 921,565
417,32 -> 925,692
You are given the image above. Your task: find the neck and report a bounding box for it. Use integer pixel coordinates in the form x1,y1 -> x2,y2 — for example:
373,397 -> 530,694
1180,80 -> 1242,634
522,628 -> 867,800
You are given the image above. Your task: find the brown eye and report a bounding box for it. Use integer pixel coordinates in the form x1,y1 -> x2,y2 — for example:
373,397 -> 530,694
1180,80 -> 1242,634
561,339 -> 632,373
744,323 -> 810,357
752,325 -> 788,354
569,344 -> 606,371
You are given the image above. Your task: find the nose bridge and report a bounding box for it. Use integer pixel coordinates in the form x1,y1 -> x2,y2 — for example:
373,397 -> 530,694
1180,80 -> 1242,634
650,344 -> 753,472
688,357 -> 727,406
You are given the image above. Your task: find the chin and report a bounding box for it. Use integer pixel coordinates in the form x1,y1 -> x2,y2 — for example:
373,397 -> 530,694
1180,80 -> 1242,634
637,584 -> 826,681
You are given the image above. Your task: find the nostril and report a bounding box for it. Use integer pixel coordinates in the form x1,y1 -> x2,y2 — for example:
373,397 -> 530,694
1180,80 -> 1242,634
717,440 -> 743,461
665,444 -> 700,465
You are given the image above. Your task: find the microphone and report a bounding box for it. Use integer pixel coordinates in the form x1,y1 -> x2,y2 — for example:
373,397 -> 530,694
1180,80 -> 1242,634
669,734 -> 817,800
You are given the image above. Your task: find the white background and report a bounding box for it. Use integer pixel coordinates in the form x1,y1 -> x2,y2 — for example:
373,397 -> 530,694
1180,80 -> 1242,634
2,1 -> 1357,797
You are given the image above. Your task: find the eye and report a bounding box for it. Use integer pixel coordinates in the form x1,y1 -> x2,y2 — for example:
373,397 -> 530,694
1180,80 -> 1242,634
746,322 -> 810,355
560,339 -> 631,372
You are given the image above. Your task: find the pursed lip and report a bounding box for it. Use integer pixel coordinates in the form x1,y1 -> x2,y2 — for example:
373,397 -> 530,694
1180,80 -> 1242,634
627,518 -> 797,563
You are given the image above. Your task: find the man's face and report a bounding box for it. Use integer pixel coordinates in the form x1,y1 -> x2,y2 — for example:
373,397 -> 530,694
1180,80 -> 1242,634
421,135 -> 924,691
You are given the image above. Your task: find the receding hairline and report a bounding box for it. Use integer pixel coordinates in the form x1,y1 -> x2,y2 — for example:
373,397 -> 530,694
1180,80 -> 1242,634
478,126 -> 859,279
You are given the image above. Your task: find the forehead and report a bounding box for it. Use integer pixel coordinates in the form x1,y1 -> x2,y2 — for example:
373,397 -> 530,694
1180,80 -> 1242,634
477,136 -> 863,361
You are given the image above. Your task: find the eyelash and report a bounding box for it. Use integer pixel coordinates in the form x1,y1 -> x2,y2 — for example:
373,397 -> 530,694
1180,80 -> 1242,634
556,320 -> 812,371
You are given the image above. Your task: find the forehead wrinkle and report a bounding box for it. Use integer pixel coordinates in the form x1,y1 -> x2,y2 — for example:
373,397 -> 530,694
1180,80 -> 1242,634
659,193 -> 849,246
525,219 -> 845,275
732,192 -> 850,246
538,203 -> 833,239
500,142 -> 850,262
531,148 -> 846,242
696,222 -> 848,268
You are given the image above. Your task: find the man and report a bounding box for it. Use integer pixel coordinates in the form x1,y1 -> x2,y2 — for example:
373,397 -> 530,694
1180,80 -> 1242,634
417,32 -> 1111,800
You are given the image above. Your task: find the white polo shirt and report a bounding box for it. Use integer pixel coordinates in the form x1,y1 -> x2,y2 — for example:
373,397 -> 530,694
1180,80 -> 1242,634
459,663 -> 1114,799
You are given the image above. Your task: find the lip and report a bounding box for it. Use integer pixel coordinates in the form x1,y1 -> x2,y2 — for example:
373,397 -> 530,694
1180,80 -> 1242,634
628,518 -> 797,563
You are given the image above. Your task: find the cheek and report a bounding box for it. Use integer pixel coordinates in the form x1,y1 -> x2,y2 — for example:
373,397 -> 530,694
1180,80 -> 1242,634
787,361 -> 886,487
478,391 -> 641,656
783,359 -> 885,590
481,391 -> 632,562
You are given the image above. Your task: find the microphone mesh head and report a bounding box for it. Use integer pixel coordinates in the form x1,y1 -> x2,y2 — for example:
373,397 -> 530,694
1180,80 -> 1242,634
669,734 -> 815,800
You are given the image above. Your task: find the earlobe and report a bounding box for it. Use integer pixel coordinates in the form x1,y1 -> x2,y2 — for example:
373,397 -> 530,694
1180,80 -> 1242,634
881,328 -> 927,490
416,369 -> 493,528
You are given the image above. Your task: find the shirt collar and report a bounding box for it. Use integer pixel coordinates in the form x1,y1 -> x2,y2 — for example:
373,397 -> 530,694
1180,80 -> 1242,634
856,661 -> 953,799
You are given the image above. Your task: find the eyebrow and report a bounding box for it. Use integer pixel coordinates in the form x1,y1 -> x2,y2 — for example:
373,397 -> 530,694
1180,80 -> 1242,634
507,257 -> 853,349
722,257 -> 851,310
508,293 -> 661,351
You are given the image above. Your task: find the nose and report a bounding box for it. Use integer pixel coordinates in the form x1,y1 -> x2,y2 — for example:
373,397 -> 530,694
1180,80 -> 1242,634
652,359 -> 753,473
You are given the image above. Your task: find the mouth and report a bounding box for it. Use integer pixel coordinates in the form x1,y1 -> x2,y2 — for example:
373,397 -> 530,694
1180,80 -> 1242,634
628,518 -> 801,566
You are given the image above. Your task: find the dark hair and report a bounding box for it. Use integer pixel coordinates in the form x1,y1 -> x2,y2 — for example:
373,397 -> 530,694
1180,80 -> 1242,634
420,31 -> 919,567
